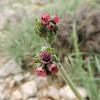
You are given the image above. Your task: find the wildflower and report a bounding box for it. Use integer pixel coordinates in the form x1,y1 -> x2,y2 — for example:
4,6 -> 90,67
40,51 -> 52,64
41,12 -> 50,24
34,66 -> 46,77
48,23 -> 55,31
49,63 -> 58,73
44,65 -> 52,75
52,14 -> 60,23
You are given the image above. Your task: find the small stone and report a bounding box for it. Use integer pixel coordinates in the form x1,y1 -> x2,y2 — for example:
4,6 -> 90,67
48,86 -> 60,100
24,72 -> 31,80
0,8 -> 16,30
0,59 -> 20,78
10,96 -> 16,100
32,0 -> 49,5
20,81 -> 37,99
3,89 -> 11,99
0,92 -> 5,100
77,87 -> 87,98
5,77 -> 15,88
60,85 -> 87,100
35,77 -> 48,88
12,3 -> 22,8
12,90 -> 22,100
28,75 -> 35,81
14,74 -> 24,83
36,88 -> 48,97
9,80 -> 15,88
5,77 -> 14,87
0,85 -> 4,92
60,86 -> 76,100
0,79 -> 4,83
61,98 -> 66,100
28,98 -> 39,100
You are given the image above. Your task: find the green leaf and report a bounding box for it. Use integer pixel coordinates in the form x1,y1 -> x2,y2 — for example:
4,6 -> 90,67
42,63 -> 45,68
50,51 -> 54,55
38,22 -> 42,28
48,35 -> 56,43
35,18 -> 38,22
95,56 -> 100,73
46,48 -> 50,51
35,56 -> 38,58
51,48 -> 54,52
35,59 -> 41,63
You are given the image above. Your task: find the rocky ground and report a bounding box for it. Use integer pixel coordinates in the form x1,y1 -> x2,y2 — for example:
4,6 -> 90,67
54,3 -> 100,61
1,0 -> 99,100
0,59 -> 87,100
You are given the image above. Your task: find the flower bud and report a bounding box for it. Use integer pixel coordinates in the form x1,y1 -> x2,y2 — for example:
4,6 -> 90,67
34,66 -> 46,77
48,23 -> 55,31
49,63 -> 58,73
40,51 -> 52,64
41,12 -> 50,24
52,14 -> 60,23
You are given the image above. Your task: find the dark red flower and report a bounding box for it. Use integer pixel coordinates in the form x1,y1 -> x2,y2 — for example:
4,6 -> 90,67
40,51 -> 52,64
34,66 -> 46,77
41,12 -> 50,24
49,63 -> 58,73
52,14 -> 60,23
48,23 -> 55,31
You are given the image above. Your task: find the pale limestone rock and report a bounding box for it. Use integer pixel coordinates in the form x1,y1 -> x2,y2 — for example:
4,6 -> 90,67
9,80 -> 15,88
12,3 -> 22,8
12,90 -> 22,100
0,79 -> 4,83
0,92 -> 6,100
5,77 -> 15,88
60,85 -> 87,100
0,85 -> 4,92
20,81 -> 37,99
0,59 -> 20,78
35,77 -> 48,88
77,87 -> 87,98
24,72 -> 31,79
48,86 -> 60,100
32,0 -> 49,5
36,88 -> 48,97
0,8 -> 16,30
14,74 -> 24,83
28,98 -> 39,100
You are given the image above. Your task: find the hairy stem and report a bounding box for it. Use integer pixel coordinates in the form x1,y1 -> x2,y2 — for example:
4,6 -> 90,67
44,38 -> 84,100
59,64 -> 84,100
43,38 -> 51,48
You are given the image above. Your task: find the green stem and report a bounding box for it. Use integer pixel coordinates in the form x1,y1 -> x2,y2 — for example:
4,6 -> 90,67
43,38 -> 84,100
59,64 -> 84,100
43,38 -> 51,48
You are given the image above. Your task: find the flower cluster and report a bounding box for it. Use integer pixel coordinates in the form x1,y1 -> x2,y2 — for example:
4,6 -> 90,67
34,12 -> 60,43
34,47 -> 59,77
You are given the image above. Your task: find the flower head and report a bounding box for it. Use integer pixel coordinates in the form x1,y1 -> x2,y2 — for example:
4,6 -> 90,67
48,23 -> 55,31
49,63 -> 58,73
52,14 -> 60,23
41,12 -> 50,24
40,51 -> 52,64
34,66 -> 46,77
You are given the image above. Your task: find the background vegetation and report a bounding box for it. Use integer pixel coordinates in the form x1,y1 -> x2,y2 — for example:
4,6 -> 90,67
1,0 -> 100,100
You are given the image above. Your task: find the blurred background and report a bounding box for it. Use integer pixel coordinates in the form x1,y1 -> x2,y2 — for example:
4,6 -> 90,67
0,0 -> 100,100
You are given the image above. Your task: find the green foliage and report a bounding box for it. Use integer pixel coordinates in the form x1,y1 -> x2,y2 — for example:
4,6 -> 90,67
3,0 -> 100,99
44,0 -> 100,17
6,16 -> 44,66
34,47 -> 55,63
34,18 -> 59,44
65,22 -> 100,100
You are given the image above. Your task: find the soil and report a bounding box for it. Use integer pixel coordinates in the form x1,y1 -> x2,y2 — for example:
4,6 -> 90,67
52,3 -> 100,62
